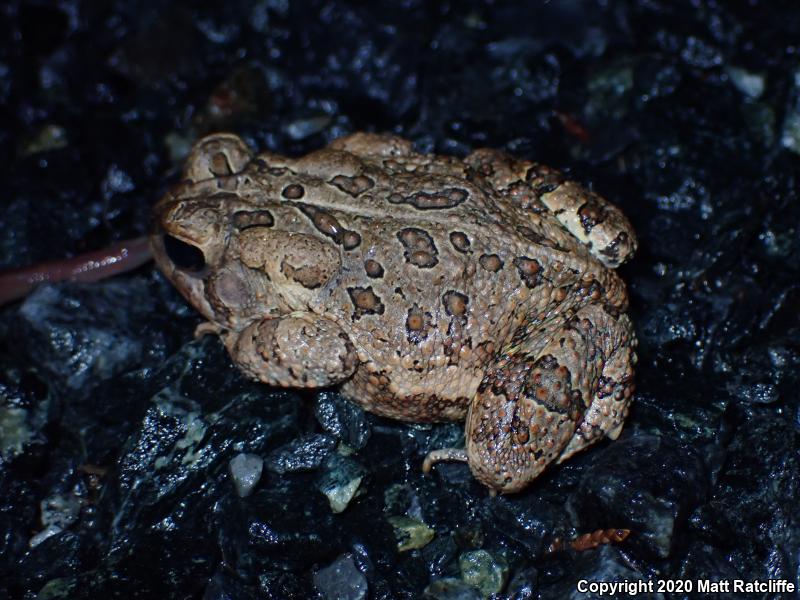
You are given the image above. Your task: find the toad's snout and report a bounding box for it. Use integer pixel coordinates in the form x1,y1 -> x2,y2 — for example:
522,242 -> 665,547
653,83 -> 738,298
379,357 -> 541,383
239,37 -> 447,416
149,196 -> 233,323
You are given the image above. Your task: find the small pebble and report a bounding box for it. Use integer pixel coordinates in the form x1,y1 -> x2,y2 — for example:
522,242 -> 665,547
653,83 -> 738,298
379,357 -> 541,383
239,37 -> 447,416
726,66 -> 765,99
317,454 -> 365,513
459,549 -> 509,598
313,553 -> 368,600
228,453 -> 263,497
387,516 -> 435,551
286,115 -> 332,140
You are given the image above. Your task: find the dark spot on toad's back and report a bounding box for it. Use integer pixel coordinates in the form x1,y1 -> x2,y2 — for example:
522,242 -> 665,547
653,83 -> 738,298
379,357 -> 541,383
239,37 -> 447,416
295,203 -> 340,238
233,209 -> 274,229
479,254 -> 503,272
294,203 -> 359,249
405,303 -> 432,343
601,231 -> 628,262
282,183 -> 305,199
396,227 -> 438,268
578,196 -> 607,233
364,259 -> 384,278
342,230 -> 361,250
443,290 -> 468,317
516,225 -> 560,249
330,174 -> 374,196
513,256 -> 542,288
526,164 -> 565,193
347,286 -> 385,320
449,231 -> 471,253
388,187 -> 469,209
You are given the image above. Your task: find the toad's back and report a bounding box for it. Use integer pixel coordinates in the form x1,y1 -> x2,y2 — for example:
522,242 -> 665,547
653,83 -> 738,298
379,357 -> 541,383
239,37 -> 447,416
240,134 -> 630,422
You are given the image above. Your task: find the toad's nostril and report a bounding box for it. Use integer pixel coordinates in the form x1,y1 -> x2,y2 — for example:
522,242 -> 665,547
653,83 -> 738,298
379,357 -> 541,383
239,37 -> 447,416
163,235 -> 206,273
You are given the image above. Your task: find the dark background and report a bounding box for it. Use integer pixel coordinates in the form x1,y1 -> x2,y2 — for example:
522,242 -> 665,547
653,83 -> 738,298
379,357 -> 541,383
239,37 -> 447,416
1,1 -> 799,598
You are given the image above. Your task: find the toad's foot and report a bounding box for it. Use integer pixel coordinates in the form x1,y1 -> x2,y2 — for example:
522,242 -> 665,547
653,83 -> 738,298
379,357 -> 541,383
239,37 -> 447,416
423,448 -> 498,496
422,448 -> 468,474
194,321 -> 226,339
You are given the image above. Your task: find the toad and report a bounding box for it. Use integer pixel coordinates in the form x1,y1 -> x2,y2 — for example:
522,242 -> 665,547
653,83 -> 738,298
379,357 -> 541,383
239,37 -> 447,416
151,132 -> 637,494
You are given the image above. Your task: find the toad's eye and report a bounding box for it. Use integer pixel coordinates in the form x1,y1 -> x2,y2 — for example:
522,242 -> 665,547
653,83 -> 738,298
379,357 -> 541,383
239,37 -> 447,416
233,210 -> 274,230
163,235 -> 206,273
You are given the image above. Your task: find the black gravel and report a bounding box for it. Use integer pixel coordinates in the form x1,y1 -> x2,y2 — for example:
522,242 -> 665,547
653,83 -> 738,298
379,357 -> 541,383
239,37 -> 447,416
1,1 -> 799,598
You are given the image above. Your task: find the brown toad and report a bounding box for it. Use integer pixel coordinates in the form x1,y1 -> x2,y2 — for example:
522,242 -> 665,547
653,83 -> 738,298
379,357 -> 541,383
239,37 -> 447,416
151,132 -> 637,494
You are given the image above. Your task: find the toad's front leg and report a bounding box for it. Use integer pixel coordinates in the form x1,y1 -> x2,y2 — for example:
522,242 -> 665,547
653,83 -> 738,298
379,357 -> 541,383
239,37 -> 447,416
223,312 -> 358,388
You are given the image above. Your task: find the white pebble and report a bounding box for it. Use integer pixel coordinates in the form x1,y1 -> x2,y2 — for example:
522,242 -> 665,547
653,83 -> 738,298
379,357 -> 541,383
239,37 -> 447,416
228,453 -> 264,498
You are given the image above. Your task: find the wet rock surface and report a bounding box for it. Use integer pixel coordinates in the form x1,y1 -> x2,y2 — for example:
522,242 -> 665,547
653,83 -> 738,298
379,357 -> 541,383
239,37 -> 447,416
1,1 -> 799,598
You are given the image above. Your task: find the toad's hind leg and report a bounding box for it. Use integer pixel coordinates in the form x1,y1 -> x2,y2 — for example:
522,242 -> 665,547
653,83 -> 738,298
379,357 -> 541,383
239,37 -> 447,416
458,305 -> 635,494
556,312 -> 636,463
465,148 -> 637,268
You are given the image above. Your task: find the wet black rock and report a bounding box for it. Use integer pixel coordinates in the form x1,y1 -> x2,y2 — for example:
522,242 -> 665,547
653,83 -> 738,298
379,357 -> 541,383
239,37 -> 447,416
1,0 -> 799,598
686,408 -> 800,585
313,391 -> 371,450
538,546 -> 661,600
202,572 -> 260,600
569,433 -> 709,559
14,281 -> 160,392
506,566 -> 539,600
266,433 -> 337,474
